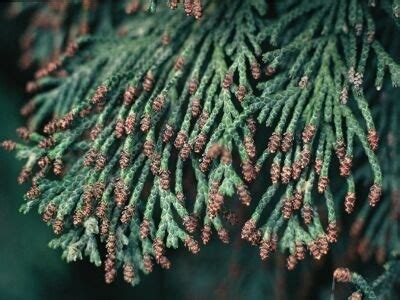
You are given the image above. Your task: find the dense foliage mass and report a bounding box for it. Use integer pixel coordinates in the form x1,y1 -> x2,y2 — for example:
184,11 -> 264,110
2,0 -> 400,298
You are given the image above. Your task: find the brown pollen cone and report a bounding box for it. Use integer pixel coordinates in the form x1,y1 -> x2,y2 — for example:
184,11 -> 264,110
368,184 -> 382,207
267,132 -> 281,153
201,224 -> 212,245
333,268 -> 352,282
344,192 -> 356,214
367,129 -> 379,151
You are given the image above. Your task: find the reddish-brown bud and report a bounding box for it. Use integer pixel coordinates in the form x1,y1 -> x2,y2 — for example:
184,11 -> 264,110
292,191 -> 303,210
38,137 -> 55,149
265,65 -> 276,76
174,131 -> 187,149
139,219 -> 150,239
333,268 -> 352,282
199,154 -> 212,173
221,147 -> 232,165
318,235 -> 329,255
267,133 -> 281,153
201,224 -> 212,245
302,204 -> 313,225
208,191 -> 224,218
26,185 -> 40,199
100,218 -> 110,237
58,112 -> 74,130
1,140 -> 17,151
84,149 -> 98,166
53,158 -> 64,176
96,201 -> 107,219
314,159 -> 323,175
180,143 -> 192,161
120,205 -> 135,224
140,115 -> 151,133
368,184 -> 382,207
18,168 -> 31,184
308,240 -> 321,260
270,162 -> 280,184
349,292 -> 363,300
317,176 -> 329,193
183,215 -> 198,234
192,0 -> 203,19
114,179 -> 129,207
344,192 -> 356,214
183,0 -> 193,15
198,111 -> 209,129
143,139 -> 154,158
286,255 -> 297,270
235,85 -> 247,102
119,151 -> 130,169
188,78 -> 198,95
160,170 -> 170,190
246,117 -> 257,134
242,160 -> 256,182
300,148 -> 311,168
295,242 -> 306,261
73,210 -> 84,227
43,120 -> 58,135
153,239 -> 165,260
281,132 -> 293,152
42,203 -> 57,223
92,85 -> 108,105
20,100 -> 36,117
259,237 -> 277,261
335,140 -> 346,160
174,56 -> 185,71
115,119 -> 125,138
143,254 -> 153,273
282,198 -> 293,219
123,86 -> 138,106
162,124 -> 175,143
327,222 -> 338,243
143,72 -> 154,92
152,94 -> 165,112
281,166 -> 292,184
17,127 -> 31,140
222,73 -> 233,89
158,256 -> 171,269
251,60 -> 261,80
123,263 -> 135,283
191,99 -> 202,118
340,156 -> 352,177
150,153 -> 161,175
52,218 -> 64,235
241,219 -> 256,240
223,210 -> 239,226
124,114 -> 136,135
194,133 -> 207,153
184,237 -> 200,254
237,184 -> 251,206
95,153 -> 107,171
302,124 -> 316,144
367,129 -> 379,151
217,228 -> 230,244
244,136 -> 256,159
90,125 -> 102,141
